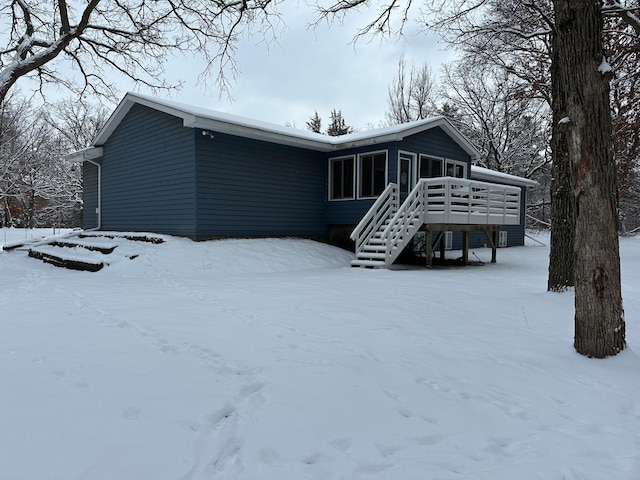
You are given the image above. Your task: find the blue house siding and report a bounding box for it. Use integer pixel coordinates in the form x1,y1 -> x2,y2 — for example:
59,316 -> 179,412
326,127 -> 472,226
100,105 -> 197,236
325,143 -> 399,225
401,127 -> 472,164
195,131 -> 328,239
82,162 -> 99,229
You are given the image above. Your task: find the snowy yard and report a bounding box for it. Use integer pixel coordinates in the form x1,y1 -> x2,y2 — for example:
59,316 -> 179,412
1,229 -> 639,480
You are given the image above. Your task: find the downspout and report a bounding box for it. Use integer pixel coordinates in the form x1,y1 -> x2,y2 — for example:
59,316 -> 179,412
85,159 -> 101,231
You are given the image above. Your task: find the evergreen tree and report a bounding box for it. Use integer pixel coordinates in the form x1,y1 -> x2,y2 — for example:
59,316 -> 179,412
326,109 -> 353,136
306,111 -> 322,133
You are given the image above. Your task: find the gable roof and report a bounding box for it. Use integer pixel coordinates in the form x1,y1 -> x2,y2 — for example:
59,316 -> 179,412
85,92 -> 481,158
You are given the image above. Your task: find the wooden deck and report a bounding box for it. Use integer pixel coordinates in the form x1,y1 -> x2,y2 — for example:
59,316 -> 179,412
351,177 -> 522,268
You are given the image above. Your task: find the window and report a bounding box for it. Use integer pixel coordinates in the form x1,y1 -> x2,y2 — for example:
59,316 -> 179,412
445,160 -> 466,178
329,156 -> 355,200
358,152 -> 387,198
444,231 -> 453,250
419,155 -> 442,178
498,230 -> 508,247
419,155 -> 467,179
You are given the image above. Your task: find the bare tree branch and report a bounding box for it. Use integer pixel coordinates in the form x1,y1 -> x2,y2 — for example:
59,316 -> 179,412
0,0 -> 283,104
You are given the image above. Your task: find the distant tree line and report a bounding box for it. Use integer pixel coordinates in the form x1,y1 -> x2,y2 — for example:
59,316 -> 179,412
0,96 -> 107,228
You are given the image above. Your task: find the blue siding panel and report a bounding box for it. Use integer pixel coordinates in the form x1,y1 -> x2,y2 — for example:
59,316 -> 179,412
326,143 -> 399,225
195,131 -> 328,238
401,127 -> 471,163
82,162 -> 99,229
99,105 -> 197,236
326,128 -> 472,225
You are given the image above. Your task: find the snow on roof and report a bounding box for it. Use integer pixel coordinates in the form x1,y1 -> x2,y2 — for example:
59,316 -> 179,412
90,92 -> 481,157
470,165 -> 538,187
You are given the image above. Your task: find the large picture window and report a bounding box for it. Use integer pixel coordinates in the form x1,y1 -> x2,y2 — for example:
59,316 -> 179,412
358,152 -> 387,198
329,156 -> 355,200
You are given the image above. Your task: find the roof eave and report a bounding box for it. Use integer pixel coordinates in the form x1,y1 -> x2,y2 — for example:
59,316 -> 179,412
190,117 -> 335,152
64,146 -> 104,162
470,166 -> 538,187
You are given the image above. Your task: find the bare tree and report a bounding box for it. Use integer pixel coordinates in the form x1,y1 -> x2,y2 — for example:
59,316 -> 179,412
0,0 -> 282,104
385,55 -> 435,124
439,60 -> 550,179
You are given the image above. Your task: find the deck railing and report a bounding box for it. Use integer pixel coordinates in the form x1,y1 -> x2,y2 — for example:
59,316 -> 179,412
351,177 -> 522,267
421,177 -> 521,225
350,182 -> 399,252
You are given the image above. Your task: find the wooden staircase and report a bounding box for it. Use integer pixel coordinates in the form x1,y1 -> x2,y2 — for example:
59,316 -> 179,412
351,181 -> 426,268
350,177 -> 522,269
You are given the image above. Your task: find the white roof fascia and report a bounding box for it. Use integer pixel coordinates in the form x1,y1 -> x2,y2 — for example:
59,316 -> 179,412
64,146 -> 103,162
91,93 -> 483,157
470,165 -> 538,187
189,117 -> 333,152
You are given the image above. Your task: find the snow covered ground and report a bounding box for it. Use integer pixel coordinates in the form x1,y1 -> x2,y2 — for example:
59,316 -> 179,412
1,229 -> 639,480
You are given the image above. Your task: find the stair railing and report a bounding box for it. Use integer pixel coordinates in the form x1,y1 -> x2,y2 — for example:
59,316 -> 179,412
380,179 -> 427,265
350,183 -> 399,254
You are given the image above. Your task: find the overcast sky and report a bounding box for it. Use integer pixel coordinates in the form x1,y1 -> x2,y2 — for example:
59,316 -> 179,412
119,5 -> 454,132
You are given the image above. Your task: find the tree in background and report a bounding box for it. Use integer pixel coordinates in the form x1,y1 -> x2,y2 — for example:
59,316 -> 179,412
326,110 -> 353,136
0,0 -> 281,104
306,110 -> 353,136
385,56 -> 435,125
306,111 -> 322,133
0,97 -> 107,228
438,60 -> 550,179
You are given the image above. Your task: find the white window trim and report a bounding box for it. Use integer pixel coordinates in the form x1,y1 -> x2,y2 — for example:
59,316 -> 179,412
444,231 -> 453,250
498,230 -> 508,247
445,159 -> 468,179
398,150 -> 417,193
418,154 -> 444,179
328,155 -> 356,202
418,155 -> 469,179
357,150 -> 388,200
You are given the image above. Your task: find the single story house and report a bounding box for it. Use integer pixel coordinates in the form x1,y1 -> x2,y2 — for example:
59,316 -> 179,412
66,93 -> 536,268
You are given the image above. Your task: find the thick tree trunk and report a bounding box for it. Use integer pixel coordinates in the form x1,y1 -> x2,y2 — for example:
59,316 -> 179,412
548,113 -> 574,291
552,0 -> 625,357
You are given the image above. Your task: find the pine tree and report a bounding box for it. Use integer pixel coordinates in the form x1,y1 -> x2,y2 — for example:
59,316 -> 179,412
306,111 -> 322,133
326,109 -> 353,136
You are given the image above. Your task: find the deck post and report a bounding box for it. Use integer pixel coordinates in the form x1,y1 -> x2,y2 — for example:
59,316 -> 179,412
426,230 -> 433,268
462,231 -> 469,265
491,230 -> 497,263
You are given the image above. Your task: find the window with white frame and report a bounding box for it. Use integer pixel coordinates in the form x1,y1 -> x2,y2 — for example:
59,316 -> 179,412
445,160 -> 466,178
329,155 -> 355,201
358,151 -> 387,199
419,155 -> 467,179
444,231 -> 453,250
498,230 -> 508,247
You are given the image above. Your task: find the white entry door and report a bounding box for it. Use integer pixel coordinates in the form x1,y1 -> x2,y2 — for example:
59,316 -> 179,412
398,151 -> 417,202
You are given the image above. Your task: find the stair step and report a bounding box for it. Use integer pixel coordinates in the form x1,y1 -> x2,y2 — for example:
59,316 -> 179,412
362,245 -> 385,252
351,259 -> 385,268
357,252 -> 386,260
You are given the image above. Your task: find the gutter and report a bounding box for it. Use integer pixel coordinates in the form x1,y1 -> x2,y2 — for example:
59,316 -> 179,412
63,148 -> 103,231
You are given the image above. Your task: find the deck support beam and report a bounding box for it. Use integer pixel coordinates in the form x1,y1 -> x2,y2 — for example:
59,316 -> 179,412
421,224 -> 502,266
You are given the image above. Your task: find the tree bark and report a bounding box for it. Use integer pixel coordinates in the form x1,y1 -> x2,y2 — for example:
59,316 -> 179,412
552,0 -> 625,357
548,110 -> 574,291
